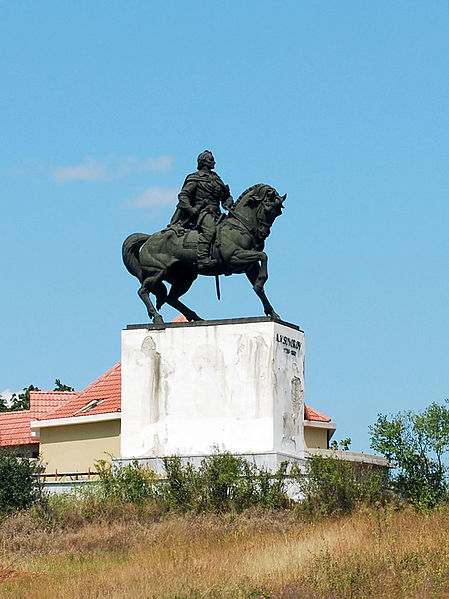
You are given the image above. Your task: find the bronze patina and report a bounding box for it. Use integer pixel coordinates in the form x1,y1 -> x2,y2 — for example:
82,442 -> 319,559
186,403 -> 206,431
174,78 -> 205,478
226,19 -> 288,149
122,152 -> 285,323
170,150 -> 233,271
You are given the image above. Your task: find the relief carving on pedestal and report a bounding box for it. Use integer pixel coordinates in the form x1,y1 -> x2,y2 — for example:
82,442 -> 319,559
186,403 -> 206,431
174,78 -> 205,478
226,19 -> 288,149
283,376 -> 304,444
291,376 -> 304,418
140,335 -> 161,423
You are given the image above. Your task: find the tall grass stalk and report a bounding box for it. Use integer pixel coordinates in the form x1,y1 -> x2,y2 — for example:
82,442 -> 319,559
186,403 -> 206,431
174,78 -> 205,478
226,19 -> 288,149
2,505 -> 449,597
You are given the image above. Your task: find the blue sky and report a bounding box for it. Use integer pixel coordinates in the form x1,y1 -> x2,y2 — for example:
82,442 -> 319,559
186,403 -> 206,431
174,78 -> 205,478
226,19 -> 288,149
1,1 -> 448,452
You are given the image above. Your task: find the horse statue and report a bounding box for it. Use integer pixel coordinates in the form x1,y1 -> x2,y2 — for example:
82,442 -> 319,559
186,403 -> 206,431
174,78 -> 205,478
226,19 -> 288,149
122,183 -> 285,324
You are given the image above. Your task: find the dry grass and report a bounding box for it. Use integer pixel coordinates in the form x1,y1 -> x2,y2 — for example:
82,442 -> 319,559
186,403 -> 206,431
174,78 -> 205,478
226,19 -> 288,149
1,505 -> 449,598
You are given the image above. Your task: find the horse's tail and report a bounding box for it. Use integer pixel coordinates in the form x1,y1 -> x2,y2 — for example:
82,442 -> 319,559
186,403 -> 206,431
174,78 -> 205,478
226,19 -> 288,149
122,233 -> 149,282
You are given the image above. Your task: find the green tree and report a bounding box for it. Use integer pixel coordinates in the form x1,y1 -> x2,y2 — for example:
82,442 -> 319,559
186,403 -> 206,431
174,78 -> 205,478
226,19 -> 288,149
9,384 -> 40,411
0,380 -> 74,412
369,401 -> 449,508
0,395 -> 9,412
330,438 -> 352,451
54,379 -> 74,392
0,450 -> 43,512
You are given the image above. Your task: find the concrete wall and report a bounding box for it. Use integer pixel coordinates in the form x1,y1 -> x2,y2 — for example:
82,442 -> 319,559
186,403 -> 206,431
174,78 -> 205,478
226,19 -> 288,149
39,420 -> 121,473
304,426 -> 328,449
121,318 -> 305,460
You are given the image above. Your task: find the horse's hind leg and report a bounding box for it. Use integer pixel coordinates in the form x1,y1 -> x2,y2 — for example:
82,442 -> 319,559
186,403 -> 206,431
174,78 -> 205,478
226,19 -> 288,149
155,281 -> 168,310
165,274 -> 203,322
138,273 -> 165,324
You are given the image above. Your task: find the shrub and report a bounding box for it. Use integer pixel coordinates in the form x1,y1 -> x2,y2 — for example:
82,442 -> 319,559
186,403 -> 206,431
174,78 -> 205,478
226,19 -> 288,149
0,450 -> 43,513
95,459 -> 158,504
294,454 -> 390,520
162,456 -> 201,511
162,452 -> 291,513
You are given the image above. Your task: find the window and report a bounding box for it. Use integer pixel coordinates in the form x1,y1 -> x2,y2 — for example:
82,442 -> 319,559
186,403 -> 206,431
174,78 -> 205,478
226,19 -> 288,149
74,398 -> 106,415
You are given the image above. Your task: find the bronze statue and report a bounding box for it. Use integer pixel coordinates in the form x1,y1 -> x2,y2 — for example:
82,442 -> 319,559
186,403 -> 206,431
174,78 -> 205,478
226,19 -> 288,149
170,150 -> 233,270
122,152 -> 285,324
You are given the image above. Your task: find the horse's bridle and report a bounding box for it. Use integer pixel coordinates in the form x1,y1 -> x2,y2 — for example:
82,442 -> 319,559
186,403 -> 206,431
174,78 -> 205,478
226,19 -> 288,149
226,199 -> 273,243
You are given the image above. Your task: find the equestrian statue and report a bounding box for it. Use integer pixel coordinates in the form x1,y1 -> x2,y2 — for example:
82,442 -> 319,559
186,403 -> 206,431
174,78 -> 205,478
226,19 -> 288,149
122,150 -> 285,324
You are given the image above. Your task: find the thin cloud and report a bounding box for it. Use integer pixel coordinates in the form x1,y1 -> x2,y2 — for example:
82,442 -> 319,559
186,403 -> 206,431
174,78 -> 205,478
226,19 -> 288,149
53,158 -> 106,182
145,156 -> 173,173
52,154 -> 174,183
125,187 -> 178,208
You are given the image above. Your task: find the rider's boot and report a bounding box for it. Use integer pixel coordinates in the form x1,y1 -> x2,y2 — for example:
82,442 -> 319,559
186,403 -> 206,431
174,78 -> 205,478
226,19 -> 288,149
197,241 -> 217,272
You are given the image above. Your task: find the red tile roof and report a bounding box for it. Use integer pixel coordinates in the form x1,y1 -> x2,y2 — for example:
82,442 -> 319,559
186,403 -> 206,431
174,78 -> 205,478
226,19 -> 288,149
30,391 -> 79,418
0,392 -> 75,446
0,411 -> 35,447
172,314 -> 189,323
40,363 -> 121,420
305,405 -> 331,422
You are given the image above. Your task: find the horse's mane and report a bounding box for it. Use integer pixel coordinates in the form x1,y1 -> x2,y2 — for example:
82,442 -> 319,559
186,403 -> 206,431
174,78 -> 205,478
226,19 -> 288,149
234,183 -> 274,206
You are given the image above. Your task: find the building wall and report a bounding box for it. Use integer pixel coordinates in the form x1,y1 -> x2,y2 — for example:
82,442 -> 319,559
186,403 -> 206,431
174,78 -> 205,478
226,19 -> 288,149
39,419 -> 121,473
304,426 -> 329,449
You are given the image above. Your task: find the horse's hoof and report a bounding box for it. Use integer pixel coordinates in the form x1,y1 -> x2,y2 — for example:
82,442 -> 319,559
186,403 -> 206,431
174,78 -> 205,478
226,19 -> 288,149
268,311 -> 281,321
153,315 -> 164,325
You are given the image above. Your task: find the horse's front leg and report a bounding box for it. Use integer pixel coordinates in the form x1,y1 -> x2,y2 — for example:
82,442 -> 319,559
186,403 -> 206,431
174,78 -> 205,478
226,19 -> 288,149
246,262 -> 280,320
253,251 -> 268,293
226,247 -> 279,318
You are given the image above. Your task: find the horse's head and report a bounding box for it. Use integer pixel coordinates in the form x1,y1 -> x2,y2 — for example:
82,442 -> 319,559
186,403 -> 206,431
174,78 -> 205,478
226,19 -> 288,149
255,187 -> 286,240
232,183 -> 286,241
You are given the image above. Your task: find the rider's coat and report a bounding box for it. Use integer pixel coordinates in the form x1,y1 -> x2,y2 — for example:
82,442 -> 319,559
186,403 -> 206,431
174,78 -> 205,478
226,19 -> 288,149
170,169 -> 233,229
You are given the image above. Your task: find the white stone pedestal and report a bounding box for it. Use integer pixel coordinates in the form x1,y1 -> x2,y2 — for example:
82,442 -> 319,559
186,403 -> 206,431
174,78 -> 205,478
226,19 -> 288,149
120,317 -> 305,470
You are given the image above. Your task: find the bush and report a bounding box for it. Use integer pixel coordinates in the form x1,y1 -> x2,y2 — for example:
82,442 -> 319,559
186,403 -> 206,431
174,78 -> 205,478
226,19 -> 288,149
162,452 -> 291,513
95,459 -> 158,504
88,452 -> 293,514
161,456 -> 200,511
294,454 -> 390,520
0,450 -> 43,513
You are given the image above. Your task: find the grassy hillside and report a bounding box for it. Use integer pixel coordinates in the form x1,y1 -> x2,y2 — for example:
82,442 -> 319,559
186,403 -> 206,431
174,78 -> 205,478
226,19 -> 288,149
1,504 -> 449,598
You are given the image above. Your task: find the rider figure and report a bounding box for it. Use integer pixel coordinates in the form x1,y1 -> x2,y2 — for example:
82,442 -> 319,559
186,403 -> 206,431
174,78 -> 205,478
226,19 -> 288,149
170,150 -> 233,270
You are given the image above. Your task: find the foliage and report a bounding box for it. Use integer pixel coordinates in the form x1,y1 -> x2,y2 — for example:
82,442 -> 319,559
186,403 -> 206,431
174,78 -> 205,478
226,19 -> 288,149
92,451 -> 291,514
0,380 -> 73,412
95,459 -> 158,504
54,379 -> 75,392
339,437 -> 352,451
162,452 -> 291,513
0,384 -> 40,412
294,454 -> 390,520
329,438 -> 352,451
0,450 -> 42,512
0,395 -> 9,411
370,401 -> 449,508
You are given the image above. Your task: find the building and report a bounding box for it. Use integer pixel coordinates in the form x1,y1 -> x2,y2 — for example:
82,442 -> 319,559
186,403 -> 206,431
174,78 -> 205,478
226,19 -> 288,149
0,390 -> 77,458
31,363 -> 121,473
0,362 -> 338,473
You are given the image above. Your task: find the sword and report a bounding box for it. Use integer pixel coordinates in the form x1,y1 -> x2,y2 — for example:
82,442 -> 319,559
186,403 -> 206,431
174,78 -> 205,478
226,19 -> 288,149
215,275 -> 221,301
